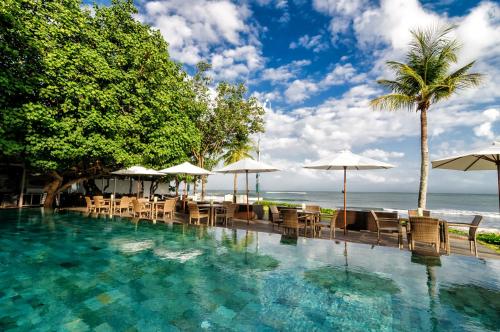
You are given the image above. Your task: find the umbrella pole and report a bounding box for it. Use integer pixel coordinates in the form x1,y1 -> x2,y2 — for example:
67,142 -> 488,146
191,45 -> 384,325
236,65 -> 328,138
497,163 -> 500,211
246,170 -> 250,225
343,166 -> 347,235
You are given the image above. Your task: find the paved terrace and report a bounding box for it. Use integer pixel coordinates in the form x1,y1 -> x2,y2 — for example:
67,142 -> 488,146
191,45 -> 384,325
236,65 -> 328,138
62,207 -> 500,260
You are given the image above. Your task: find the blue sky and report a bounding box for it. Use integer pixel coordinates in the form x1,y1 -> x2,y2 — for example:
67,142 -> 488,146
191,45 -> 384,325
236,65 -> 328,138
89,0 -> 500,193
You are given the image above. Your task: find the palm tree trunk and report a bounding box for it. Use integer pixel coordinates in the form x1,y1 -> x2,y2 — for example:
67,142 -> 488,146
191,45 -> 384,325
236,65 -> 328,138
418,107 -> 429,209
233,173 -> 238,203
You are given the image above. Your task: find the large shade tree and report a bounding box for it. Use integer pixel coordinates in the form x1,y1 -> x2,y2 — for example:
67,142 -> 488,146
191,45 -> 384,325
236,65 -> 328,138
370,26 -> 482,209
0,0 -> 200,207
191,63 -> 265,198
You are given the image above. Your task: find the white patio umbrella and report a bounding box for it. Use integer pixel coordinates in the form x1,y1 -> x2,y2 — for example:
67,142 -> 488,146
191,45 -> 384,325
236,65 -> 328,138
159,162 -> 213,198
304,150 -> 395,235
215,158 -> 280,224
432,141 -> 500,210
111,166 -> 164,197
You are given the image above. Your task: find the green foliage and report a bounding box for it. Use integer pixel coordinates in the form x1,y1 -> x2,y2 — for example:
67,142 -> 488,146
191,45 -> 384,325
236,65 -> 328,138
448,229 -> 500,251
370,26 -> 482,112
222,140 -> 255,166
255,200 -> 334,214
0,0 -> 199,185
191,64 -> 265,170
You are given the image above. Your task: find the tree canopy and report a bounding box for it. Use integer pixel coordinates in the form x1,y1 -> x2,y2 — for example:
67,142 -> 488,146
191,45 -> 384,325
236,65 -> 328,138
1,0 -> 201,205
0,0 -> 266,206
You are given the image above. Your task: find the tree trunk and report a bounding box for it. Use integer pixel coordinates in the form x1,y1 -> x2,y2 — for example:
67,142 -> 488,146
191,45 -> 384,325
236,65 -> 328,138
193,176 -> 197,196
43,176 -> 62,208
233,173 -> 238,203
418,107 -> 429,209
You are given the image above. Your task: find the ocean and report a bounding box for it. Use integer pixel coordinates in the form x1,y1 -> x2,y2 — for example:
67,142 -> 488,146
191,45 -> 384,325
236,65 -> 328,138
207,190 -> 500,232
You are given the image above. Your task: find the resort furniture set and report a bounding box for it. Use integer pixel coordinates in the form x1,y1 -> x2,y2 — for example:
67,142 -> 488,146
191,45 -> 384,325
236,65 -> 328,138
85,194 -> 483,257
85,196 -> 177,220
271,205 -> 483,257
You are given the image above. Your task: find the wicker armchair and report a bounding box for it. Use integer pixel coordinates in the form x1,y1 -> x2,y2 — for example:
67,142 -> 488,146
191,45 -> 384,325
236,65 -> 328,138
216,202 -> 237,227
408,216 -> 441,253
85,197 -> 95,213
187,202 -> 209,225
93,196 -> 109,213
282,209 -> 300,236
114,196 -> 130,216
164,199 -> 177,220
157,199 -> 176,220
131,198 -> 150,218
370,210 -> 402,248
408,209 -> 431,217
269,205 -> 283,229
316,211 -> 339,239
449,215 -> 483,257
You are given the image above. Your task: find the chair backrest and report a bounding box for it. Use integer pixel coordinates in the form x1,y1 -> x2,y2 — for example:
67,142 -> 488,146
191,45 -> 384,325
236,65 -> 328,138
223,203 -> 236,217
165,199 -> 176,211
93,196 -> 104,208
408,209 -> 431,217
370,210 -> 380,230
282,209 -> 298,227
469,215 -> 482,240
187,202 -> 200,216
408,216 -> 440,242
270,205 -> 279,214
330,211 -> 339,228
85,197 -> 93,208
118,196 -> 129,208
305,205 -> 321,213
131,199 -> 141,213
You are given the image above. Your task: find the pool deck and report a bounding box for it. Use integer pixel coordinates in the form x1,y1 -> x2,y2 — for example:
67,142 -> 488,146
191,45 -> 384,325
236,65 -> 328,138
63,207 -> 499,260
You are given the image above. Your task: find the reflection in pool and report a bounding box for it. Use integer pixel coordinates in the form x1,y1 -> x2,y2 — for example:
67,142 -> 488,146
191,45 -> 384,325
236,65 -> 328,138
0,209 -> 499,331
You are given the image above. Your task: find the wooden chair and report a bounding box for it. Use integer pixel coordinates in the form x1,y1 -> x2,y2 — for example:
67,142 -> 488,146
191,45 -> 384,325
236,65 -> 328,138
304,205 -> 321,236
449,215 -> 483,257
93,196 -> 109,213
131,198 -> 150,219
370,210 -> 402,248
281,209 -> 300,236
269,205 -> 283,229
113,196 -> 130,216
161,199 -> 177,220
408,216 -> 441,253
85,197 -> 95,213
216,202 -> 237,227
316,211 -> 339,239
187,202 -> 209,225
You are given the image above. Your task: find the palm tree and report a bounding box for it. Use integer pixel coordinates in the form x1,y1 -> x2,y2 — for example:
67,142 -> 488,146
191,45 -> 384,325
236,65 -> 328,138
370,26 -> 482,209
222,140 -> 255,200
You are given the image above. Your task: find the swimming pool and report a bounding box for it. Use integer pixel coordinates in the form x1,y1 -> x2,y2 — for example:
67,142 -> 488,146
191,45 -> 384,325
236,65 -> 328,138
0,209 -> 499,331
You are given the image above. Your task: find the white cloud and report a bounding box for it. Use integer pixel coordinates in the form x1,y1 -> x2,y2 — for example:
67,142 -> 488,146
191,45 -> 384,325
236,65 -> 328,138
362,149 -> 405,161
284,79 -> 319,103
283,63 -> 364,103
473,108 -> 499,139
260,60 -> 311,83
142,0 -> 264,80
289,34 -> 329,52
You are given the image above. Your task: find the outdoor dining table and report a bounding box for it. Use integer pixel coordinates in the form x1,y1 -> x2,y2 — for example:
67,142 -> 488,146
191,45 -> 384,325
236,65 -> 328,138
198,203 -> 224,226
297,210 -> 321,237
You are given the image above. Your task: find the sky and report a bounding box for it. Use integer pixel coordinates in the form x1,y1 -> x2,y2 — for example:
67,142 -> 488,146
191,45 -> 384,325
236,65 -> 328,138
90,0 -> 500,194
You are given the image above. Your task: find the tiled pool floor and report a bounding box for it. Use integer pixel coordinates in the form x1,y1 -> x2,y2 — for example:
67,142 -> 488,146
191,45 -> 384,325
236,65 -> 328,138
1,209 -> 499,331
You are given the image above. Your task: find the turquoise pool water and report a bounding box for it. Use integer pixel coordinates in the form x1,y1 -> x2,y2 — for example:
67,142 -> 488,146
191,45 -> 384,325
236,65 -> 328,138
0,210 -> 499,331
